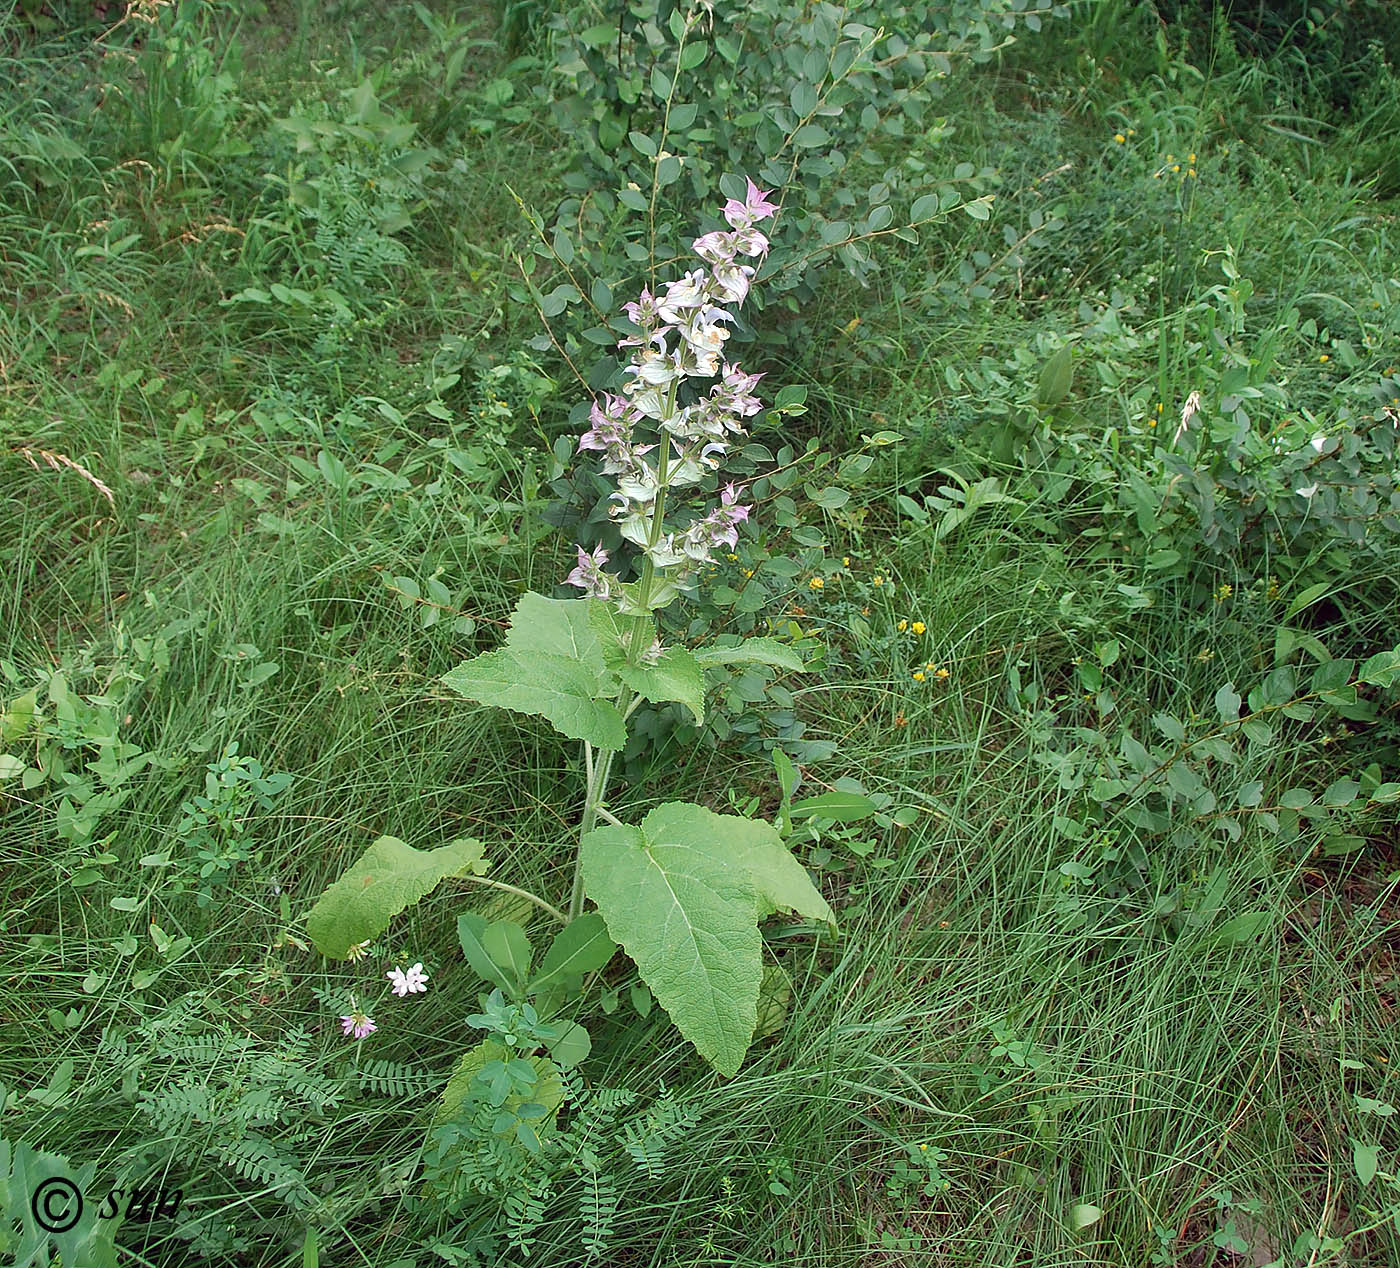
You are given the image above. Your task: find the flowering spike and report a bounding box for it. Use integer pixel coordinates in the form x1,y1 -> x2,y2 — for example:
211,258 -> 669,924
568,177 -> 779,611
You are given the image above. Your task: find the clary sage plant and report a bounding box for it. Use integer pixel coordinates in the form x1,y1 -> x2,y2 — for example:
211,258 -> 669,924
305,180 -> 832,1082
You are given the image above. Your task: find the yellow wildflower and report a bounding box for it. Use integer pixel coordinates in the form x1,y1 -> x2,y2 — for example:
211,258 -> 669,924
912,671 -> 926,682
872,575 -> 884,586
808,577 -> 824,590
726,553 -> 738,562
1113,132 -> 1126,144
1319,354 -> 1330,363
1214,583 -> 1232,603
934,667 -> 949,680
842,556 -> 851,567
911,621 -> 925,635
897,619 -> 908,632
743,568 -> 755,579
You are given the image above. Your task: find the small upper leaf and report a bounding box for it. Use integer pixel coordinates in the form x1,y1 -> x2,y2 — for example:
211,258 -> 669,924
693,638 -> 805,672
619,645 -> 706,725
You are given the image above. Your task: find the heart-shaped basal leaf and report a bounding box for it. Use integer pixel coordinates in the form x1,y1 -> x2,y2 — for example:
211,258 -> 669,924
581,802 -> 832,1076
306,836 -> 487,959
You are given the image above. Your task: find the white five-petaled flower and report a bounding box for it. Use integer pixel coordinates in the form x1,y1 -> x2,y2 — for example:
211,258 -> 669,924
386,962 -> 430,996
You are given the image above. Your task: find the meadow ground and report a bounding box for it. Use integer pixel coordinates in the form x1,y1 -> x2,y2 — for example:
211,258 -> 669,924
2,2 -> 1399,1265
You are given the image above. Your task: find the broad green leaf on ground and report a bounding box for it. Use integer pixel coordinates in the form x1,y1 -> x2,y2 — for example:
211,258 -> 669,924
692,638 -> 805,672
581,802 -> 833,1076
307,836 -> 486,959
442,649 -> 625,749
618,645 -> 706,725
529,912 -> 617,994
434,1038 -> 563,1128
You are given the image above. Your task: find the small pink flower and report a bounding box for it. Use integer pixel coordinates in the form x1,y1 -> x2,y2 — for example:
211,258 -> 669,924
340,1010 -> 376,1040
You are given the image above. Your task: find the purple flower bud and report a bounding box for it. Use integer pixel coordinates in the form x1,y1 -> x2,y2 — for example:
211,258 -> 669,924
565,544 -> 616,600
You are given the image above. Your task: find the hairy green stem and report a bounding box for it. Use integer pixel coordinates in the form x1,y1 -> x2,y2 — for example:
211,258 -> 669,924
567,378 -> 682,921
455,874 -> 568,925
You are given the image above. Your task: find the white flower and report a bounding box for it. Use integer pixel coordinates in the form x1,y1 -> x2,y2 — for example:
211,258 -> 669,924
386,962 -> 429,996
1310,432 -> 1327,453
1296,483 -> 1319,499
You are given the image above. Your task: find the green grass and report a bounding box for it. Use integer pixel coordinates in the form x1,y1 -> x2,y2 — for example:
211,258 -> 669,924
3,1 -> 1399,1265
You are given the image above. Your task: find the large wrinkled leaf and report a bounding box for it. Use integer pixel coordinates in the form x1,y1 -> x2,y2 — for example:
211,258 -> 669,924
306,836 -> 486,959
442,649 -> 625,749
581,803 -> 832,1076
504,592 -> 605,668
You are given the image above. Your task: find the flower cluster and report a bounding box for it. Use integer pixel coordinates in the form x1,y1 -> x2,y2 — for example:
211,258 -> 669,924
339,959 -> 432,1041
567,179 -> 780,613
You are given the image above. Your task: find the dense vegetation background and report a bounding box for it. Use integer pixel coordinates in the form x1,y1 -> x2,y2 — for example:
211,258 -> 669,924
2,0 -> 1398,1264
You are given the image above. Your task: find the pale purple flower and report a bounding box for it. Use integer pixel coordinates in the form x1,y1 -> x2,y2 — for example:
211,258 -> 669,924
340,1009 -> 376,1040
567,178 -> 778,609
723,178 -> 779,231
657,269 -> 710,324
566,544 -> 617,600
733,227 -> 770,257
626,332 -> 684,386
709,261 -> 754,305
387,962 -> 429,996
680,484 -> 752,561
622,287 -> 660,328
693,230 -> 738,264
